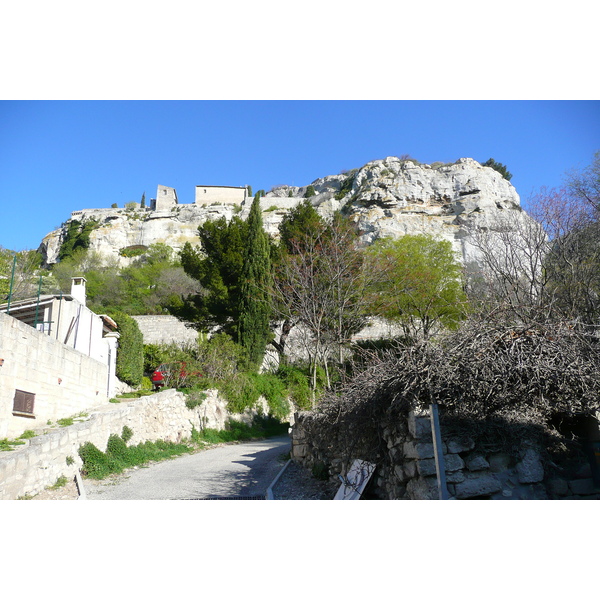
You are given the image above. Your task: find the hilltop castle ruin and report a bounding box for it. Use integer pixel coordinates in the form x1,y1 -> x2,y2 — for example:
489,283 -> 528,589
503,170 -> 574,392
150,184 -> 248,211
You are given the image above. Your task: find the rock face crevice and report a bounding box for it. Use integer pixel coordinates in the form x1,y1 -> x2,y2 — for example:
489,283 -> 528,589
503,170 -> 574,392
39,157 -> 538,270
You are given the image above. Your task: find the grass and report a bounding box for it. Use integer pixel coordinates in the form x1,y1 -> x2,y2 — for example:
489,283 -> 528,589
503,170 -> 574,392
0,438 -> 26,452
48,476 -> 69,490
0,429 -> 39,451
57,412 -> 89,427
109,391 -> 155,402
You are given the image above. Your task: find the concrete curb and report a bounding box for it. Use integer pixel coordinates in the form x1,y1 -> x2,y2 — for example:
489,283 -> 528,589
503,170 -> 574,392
75,470 -> 87,500
265,459 -> 292,500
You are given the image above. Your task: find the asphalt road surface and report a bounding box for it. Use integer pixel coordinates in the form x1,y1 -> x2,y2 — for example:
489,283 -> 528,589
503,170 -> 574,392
83,435 -> 291,500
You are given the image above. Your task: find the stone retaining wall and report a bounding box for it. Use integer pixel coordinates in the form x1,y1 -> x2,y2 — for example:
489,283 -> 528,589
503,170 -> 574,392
0,388 -> 274,500
291,409 -> 600,500
131,315 -> 199,346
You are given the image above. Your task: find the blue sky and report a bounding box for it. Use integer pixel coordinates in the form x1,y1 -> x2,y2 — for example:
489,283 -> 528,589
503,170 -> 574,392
0,100 -> 598,251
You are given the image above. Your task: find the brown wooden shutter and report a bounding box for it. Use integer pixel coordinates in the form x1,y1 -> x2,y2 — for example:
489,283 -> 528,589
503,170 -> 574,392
13,390 -> 35,417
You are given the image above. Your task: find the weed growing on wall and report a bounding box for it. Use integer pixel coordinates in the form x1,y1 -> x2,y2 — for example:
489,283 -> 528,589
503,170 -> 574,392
0,438 -> 26,451
48,476 -> 68,490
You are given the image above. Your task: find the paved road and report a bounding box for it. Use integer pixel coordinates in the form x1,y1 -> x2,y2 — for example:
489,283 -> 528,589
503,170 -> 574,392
83,435 -> 291,500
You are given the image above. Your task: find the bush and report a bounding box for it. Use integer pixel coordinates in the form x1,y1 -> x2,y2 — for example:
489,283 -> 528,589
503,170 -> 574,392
304,185 -> 316,198
335,174 -> 356,200
119,245 -> 148,258
481,158 -> 513,181
184,390 -> 207,410
106,434 -> 128,461
276,364 -> 313,410
79,433 -> 194,480
195,334 -> 246,381
254,372 -> 291,420
121,425 -> 133,443
78,441 -> 121,479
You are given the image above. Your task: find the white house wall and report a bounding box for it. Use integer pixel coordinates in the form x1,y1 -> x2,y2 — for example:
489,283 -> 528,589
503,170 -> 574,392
0,311 -> 113,439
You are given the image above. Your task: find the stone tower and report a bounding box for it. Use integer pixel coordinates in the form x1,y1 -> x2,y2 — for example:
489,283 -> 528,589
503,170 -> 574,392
151,185 -> 178,211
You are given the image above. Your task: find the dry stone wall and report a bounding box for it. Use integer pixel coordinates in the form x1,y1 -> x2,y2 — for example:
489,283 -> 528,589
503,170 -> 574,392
291,409 -> 600,500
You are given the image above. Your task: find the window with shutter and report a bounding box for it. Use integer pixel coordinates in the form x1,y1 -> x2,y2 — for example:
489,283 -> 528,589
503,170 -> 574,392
13,390 -> 36,417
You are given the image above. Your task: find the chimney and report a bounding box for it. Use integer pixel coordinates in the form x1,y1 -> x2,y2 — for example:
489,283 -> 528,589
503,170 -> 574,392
70,276 -> 87,306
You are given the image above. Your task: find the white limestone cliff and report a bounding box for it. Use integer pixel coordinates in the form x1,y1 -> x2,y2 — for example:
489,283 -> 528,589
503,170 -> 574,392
39,157 -> 536,270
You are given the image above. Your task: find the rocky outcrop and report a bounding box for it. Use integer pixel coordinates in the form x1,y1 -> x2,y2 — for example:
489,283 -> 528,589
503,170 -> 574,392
39,157 -> 537,269
284,157 -> 531,266
40,204 -> 241,267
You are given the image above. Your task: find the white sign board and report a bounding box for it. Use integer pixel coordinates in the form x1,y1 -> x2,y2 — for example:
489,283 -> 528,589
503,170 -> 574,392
334,459 -> 376,500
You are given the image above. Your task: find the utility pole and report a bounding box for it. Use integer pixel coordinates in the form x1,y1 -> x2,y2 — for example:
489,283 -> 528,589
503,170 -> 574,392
5,254 -> 17,315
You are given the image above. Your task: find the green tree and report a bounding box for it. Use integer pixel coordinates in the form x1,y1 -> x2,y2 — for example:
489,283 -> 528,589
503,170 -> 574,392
482,158 -> 513,181
50,243 -> 199,316
238,195 -> 273,369
365,235 -> 468,340
179,216 -> 249,334
110,311 -> 144,386
140,192 -> 146,209
278,199 -> 324,255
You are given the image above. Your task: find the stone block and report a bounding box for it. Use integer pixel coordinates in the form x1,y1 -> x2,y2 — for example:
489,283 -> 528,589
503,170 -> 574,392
416,458 -> 438,477
568,478 -> 597,496
416,453 -> 464,477
404,460 -> 418,479
446,470 -> 465,483
394,465 -> 407,483
465,454 -> 489,472
445,453 -> 465,472
292,443 -> 308,458
445,437 -> 475,454
389,446 -> 403,463
403,441 -> 435,460
406,476 -> 439,500
488,453 -> 512,473
408,411 -> 432,441
516,449 -> 544,484
454,473 -> 502,499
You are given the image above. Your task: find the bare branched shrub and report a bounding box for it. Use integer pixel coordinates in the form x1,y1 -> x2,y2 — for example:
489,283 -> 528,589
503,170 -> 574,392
301,318 -> 600,465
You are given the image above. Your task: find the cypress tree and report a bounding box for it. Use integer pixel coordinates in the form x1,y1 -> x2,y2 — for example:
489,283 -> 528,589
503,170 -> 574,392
238,195 -> 272,370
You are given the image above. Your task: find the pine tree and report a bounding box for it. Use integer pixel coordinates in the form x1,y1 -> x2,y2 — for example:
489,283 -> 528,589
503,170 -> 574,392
141,192 -> 146,208
238,195 -> 272,370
